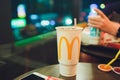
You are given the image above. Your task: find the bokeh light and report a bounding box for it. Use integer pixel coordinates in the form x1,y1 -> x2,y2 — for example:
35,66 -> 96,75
100,3 -> 105,9
90,3 -> 98,13
30,14 -> 39,20
17,4 -> 26,18
11,18 -> 26,28
41,20 -> 50,26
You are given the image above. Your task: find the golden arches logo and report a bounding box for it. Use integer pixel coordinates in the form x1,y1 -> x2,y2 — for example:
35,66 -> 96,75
58,36 -> 80,60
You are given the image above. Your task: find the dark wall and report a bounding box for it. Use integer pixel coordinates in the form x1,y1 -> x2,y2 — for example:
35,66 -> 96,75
0,0 -> 14,44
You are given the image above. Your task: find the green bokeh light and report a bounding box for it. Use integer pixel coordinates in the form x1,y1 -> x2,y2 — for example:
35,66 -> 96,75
100,3 -> 105,9
11,18 -> 26,28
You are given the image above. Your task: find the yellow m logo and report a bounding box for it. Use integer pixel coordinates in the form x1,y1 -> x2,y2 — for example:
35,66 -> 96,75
58,36 -> 80,60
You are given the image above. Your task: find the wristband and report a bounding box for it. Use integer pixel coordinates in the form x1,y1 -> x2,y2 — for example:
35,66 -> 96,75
116,27 -> 120,37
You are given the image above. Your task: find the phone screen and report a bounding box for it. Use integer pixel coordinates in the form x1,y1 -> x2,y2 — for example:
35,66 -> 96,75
21,74 -> 45,80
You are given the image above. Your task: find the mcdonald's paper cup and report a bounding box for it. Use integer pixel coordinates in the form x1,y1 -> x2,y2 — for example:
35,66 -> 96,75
55,26 -> 82,77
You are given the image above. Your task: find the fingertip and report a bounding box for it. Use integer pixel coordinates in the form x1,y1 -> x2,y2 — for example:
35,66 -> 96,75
94,8 -> 98,10
93,8 -> 99,12
94,8 -> 100,13
94,8 -> 106,18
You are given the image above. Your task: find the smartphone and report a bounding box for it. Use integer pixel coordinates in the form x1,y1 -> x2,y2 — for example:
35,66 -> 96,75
21,72 -> 47,80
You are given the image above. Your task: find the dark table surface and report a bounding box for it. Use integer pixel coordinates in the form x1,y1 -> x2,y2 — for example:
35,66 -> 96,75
14,63 -> 120,80
81,45 -> 120,59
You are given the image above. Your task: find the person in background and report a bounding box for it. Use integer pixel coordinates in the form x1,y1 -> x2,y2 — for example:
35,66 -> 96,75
88,1 -> 120,37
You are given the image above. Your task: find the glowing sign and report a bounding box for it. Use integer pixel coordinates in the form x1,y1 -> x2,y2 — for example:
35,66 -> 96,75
11,18 -> 26,28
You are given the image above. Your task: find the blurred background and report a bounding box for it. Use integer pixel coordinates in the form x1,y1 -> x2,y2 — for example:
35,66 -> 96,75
0,0 -> 120,80
10,0 -> 119,42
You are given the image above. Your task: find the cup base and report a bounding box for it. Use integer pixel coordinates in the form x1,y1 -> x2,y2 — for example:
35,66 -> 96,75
59,64 -> 77,77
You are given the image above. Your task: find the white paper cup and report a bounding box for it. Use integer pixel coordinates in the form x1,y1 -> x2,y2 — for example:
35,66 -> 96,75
56,26 -> 82,77
59,64 -> 77,77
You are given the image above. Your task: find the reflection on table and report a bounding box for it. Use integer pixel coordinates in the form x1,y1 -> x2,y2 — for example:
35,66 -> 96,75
14,63 -> 119,80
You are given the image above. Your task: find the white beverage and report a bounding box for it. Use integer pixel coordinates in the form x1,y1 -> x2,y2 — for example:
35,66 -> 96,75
56,26 -> 82,77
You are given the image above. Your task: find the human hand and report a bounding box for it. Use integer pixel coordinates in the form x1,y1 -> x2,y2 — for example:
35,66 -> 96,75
88,8 -> 120,36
